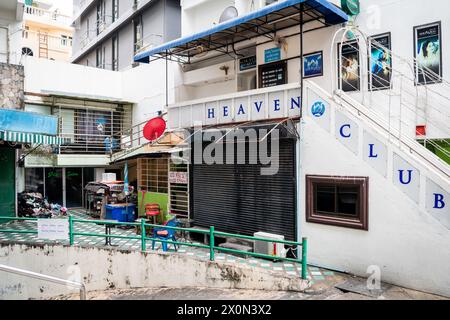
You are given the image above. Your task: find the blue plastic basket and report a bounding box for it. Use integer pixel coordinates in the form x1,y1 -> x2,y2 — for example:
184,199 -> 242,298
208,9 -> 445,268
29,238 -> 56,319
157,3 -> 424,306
105,204 -> 136,222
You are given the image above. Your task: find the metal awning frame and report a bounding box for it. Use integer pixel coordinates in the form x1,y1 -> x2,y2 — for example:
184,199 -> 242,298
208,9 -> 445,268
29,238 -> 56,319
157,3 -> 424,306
142,2 -> 343,64
169,117 -> 300,146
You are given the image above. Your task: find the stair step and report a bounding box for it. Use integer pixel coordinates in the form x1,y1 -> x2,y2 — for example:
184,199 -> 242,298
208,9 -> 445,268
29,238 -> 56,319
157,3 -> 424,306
218,242 -> 253,258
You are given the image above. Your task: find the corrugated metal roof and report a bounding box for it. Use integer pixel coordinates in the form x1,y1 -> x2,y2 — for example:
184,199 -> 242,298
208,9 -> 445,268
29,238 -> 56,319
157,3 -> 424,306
135,0 -> 348,63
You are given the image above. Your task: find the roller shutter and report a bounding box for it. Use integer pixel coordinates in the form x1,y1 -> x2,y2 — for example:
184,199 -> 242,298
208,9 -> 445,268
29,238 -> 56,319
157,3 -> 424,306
191,125 -> 297,241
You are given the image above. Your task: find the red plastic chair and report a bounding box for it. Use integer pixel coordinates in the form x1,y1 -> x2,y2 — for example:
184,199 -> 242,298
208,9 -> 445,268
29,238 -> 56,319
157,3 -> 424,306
145,203 -> 161,225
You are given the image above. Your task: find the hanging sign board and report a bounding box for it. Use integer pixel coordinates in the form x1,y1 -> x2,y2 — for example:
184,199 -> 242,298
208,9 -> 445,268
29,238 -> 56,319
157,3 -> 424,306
169,172 -> 188,184
37,219 -> 69,240
259,60 -> 288,88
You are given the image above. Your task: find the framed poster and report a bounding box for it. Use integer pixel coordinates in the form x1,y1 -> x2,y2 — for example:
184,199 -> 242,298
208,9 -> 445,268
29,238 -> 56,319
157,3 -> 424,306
414,21 -> 442,85
303,51 -> 323,78
368,32 -> 392,90
338,41 -> 360,92
258,60 -> 287,88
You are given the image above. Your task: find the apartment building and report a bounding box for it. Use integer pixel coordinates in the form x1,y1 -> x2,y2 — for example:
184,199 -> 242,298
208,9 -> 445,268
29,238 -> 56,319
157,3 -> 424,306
21,0 -> 74,61
71,0 -> 181,71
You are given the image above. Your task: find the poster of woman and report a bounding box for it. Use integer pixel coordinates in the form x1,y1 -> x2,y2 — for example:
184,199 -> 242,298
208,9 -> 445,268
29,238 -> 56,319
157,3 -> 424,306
338,41 -> 360,92
369,33 -> 392,90
414,22 -> 442,85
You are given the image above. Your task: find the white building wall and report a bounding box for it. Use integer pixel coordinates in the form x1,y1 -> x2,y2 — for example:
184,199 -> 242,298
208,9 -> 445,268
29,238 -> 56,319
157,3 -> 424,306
23,56 -> 123,99
299,82 -> 450,297
121,60 -> 178,126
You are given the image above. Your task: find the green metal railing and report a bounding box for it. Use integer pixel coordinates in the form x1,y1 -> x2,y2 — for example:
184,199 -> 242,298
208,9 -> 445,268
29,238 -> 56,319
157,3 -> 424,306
0,215 -> 308,280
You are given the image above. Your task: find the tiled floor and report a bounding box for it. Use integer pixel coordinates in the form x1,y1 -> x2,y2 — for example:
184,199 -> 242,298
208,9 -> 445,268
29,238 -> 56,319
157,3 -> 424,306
0,209 -> 339,285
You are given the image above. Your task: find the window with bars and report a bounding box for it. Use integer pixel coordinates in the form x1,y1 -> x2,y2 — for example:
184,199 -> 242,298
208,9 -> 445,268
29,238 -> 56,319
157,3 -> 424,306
54,104 -> 132,154
134,16 -> 143,53
61,35 -> 68,46
112,0 -> 119,22
112,35 -> 119,71
96,0 -> 106,35
96,46 -> 105,69
169,160 -> 189,218
138,158 -> 168,194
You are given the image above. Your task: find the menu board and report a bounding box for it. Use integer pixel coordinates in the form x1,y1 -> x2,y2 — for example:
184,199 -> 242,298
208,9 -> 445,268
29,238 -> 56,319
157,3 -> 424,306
258,61 -> 287,88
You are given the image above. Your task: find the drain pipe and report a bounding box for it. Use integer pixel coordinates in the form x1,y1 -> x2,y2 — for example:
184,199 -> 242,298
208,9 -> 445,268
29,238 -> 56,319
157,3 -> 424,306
0,26 -> 10,64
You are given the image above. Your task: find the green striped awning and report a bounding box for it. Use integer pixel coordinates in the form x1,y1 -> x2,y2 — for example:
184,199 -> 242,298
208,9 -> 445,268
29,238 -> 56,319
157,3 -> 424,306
0,131 -> 69,145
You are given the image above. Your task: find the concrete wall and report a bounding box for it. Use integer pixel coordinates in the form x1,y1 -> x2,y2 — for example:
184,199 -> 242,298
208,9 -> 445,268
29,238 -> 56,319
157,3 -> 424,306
0,243 -> 308,299
0,63 -> 24,110
23,56 -> 123,99
23,52 -> 179,129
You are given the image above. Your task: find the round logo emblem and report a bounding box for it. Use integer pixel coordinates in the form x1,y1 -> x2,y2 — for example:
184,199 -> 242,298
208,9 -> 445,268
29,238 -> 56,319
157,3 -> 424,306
311,101 -> 326,117
342,0 -> 360,16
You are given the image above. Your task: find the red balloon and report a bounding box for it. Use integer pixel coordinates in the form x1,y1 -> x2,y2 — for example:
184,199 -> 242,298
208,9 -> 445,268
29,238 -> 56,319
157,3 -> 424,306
143,117 -> 166,141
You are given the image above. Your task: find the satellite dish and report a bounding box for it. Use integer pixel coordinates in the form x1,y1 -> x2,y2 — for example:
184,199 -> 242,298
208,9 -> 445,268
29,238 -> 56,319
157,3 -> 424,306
143,117 -> 166,142
219,6 -> 238,23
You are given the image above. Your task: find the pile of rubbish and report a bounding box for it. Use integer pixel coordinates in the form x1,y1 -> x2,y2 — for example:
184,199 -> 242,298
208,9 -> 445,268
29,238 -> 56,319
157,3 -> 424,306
18,192 -> 67,218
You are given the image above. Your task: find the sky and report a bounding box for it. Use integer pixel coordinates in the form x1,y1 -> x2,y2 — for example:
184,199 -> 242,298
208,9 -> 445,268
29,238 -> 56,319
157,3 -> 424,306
47,0 -> 73,16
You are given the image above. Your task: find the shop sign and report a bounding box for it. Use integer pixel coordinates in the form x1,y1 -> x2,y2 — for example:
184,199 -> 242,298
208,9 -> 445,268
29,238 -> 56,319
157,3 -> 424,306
167,85 -> 301,129
264,47 -> 281,63
239,56 -> 257,71
169,172 -> 188,184
37,219 -> 69,240
0,109 -> 58,135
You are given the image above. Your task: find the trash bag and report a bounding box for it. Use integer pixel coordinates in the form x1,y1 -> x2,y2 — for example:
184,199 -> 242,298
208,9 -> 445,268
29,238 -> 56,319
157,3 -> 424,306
18,192 -> 65,218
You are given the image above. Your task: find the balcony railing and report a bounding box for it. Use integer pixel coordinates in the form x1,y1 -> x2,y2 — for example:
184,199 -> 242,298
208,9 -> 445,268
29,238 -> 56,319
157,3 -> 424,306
22,30 -> 73,55
134,33 -> 164,55
79,15 -> 115,50
58,133 -> 123,155
24,5 -> 73,26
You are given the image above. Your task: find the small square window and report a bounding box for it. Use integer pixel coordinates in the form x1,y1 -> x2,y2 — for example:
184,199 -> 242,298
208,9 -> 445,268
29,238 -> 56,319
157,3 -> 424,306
306,175 -> 369,230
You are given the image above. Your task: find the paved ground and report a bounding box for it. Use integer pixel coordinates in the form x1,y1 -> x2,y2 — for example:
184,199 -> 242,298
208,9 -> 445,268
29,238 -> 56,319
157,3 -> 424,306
3,209 -> 449,301
53,278 -> 448,300
0,209 -> 339,285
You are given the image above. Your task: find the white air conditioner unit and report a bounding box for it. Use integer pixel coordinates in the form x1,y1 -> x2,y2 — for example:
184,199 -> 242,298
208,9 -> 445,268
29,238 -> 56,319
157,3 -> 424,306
253,231 -> 286,259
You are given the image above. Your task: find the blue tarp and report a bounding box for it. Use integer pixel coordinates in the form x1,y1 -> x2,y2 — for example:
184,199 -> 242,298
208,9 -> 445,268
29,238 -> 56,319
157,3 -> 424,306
135,0 -> 348,63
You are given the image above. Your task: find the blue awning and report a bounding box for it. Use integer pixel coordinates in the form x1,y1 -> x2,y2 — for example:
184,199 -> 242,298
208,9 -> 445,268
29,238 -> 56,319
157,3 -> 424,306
135,0 -> 348,63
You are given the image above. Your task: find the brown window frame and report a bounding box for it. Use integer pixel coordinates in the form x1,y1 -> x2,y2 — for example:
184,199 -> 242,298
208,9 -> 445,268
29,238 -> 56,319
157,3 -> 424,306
306,175 -> 369,230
